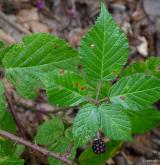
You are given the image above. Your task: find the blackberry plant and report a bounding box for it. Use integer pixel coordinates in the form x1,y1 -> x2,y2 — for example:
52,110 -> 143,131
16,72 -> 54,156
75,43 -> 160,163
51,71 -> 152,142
0,2 -> 160,165
92,139 -> 106,154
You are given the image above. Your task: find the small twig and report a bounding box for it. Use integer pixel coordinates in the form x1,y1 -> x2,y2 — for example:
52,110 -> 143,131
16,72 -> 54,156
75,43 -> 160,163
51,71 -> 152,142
12,91 -> 77,114
64,143 -> 74,158
96,131 -> 101,139
0,12 -> 30,34
0,67 -> 5,79
100,96 -> 110,104
0,30 -> 16,44
15,100 -> 75,114
24,103 -> 75,114
121,151 -> 132,165
112,60 -> 131,84
85,96 -> 97,105
4,88 -> 26,138
0,130 -> 76,165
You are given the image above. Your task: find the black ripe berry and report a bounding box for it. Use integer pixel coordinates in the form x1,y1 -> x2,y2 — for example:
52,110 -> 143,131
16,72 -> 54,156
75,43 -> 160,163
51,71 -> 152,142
92,139 -> 106,154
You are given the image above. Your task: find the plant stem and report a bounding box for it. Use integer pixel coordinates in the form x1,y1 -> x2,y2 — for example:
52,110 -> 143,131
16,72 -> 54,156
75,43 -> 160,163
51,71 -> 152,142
85,96 -> 98,105
4,88 -> 26,138
64,143 -> 74,158
0,67 -> 5,79
0,11 -> 30,34
0,130 -> 76,165
100,96 -> 111,104
96,131 -> 101,139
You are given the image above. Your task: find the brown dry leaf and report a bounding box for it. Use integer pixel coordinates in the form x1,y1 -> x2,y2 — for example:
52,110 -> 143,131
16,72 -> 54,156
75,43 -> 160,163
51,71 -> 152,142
0,30 -> 16,44
121,22 -> 132,35
8,0 -> 30,2
131,134 -> 152,155
16,8 -> 39,23
68,28 -> 87,47
29,21 -> 49,33
132,7 -> 145,21
107,158 -> 115,165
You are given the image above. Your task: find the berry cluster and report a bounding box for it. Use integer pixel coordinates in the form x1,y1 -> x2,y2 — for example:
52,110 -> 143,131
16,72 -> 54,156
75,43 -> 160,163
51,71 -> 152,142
92,139 -> 106,154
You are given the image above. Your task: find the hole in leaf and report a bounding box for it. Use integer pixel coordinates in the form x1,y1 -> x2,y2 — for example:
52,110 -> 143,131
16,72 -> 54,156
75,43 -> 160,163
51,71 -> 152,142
120,96 -> 125,100
59,69 -> 64,75
80,86 -> 86,90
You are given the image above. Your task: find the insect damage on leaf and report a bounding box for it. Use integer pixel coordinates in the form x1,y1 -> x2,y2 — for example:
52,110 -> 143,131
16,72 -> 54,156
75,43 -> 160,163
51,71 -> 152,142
156,65 -> 160,71
120,96 -> 125,100
80,86 -> 86,91
53,44 -> 60,49
112,70 -> 117,74
73,82 -> 79,87
59,69 -> 64,75
77,64 -> 83,72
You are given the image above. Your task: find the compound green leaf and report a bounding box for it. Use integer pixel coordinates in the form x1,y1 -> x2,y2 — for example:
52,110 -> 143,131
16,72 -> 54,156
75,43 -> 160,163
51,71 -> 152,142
2,33 -> 79,99
65,127 -> 73,142
48,137 -> 74,165
73,104 -> 100,147
0,41 -> 4,48
86,79 -> 111,99
79,140 -> 122,165
13,144 -> 25,158
0,137 -> 23,163
0,157 -> 24,165
35,117 -> 64,145
122,60 -> 146,77
100,104 -> 132,141
0,112 -> 16,133
125,108 -> 160,134
0,136 -> 24,162
146,56 -> 160,71
122,57 -> 160,78
0,40 -> 5,66
3,33 -> 78,69
44,70 -> 87,107
0,139 -> 15,157
110,73 -> 160,110
80,3 -> 129,81
0,82 -> 16,133
5,69 -> 42,99
0,82 -> 6,122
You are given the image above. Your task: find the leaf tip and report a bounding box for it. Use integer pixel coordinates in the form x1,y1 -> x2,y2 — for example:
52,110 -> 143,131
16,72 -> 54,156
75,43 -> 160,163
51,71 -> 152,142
100,1 -> 108,14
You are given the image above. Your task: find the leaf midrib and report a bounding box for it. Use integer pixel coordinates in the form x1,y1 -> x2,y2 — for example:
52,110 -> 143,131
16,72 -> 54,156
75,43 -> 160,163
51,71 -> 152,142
110,86 -> 160,97
5,57 -> 77,71
100,9 -> 106,80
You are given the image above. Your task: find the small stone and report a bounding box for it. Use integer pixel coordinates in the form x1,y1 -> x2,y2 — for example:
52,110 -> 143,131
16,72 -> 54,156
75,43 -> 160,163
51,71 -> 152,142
137,36 -> 148,57
17,8 -> 39,23
29,21 -> 49,33
143,0 -> 160,17
111,4 -> 126,12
